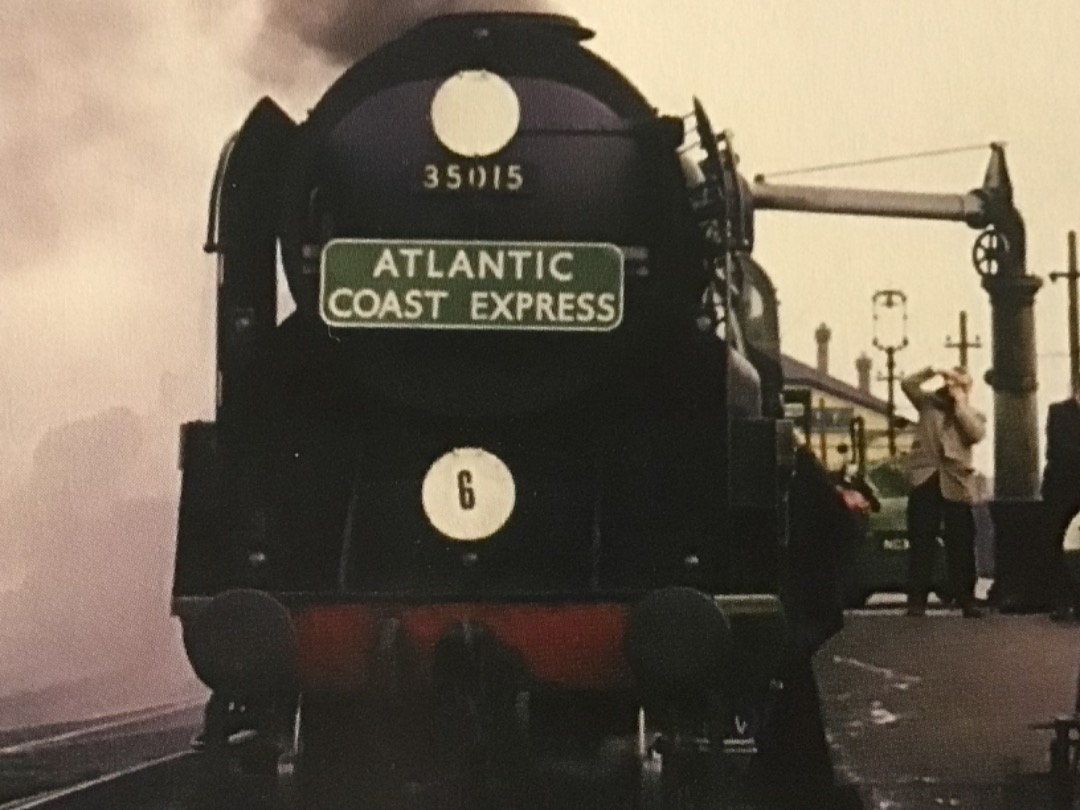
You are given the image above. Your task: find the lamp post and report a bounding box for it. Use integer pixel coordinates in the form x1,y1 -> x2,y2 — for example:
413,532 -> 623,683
872,290 -> 909,457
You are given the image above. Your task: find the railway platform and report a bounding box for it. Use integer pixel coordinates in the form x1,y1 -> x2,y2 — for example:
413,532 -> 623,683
818,598 -> 1080,809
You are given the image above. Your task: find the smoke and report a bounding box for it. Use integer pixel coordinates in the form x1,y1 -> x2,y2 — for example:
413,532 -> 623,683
0,3 -> 211,277
0,2 -> 253,714
0,0 -> 587,720
0,3 -> 136,273
248,0 -> 563,85
0,405 -> 203,718
0,4 -> 215,463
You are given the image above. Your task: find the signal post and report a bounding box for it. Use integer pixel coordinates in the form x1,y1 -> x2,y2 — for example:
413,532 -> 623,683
1049,231 -> 1080,396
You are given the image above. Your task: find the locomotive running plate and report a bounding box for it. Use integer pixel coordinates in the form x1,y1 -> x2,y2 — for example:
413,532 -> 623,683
319,238 -> 624,331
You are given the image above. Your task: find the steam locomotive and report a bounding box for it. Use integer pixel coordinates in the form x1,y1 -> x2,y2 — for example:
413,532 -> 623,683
173,12 -> 816,809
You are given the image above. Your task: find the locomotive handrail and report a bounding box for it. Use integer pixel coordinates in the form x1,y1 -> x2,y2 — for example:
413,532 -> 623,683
203,132 -> 239,254
337,466 -> 366,592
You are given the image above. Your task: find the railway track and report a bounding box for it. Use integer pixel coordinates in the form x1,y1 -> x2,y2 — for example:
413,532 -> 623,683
0,751 -> 197,810
0,701 -> 203,807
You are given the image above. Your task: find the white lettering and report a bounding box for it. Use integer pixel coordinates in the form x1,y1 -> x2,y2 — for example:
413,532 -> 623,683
373,250 -> 399,278
470,291 -> 489,320
353,289 -> 380,319
557,292 -> 575,322
515,292 -> 535,321
468,164 -> 486,189
400,248 -> 423,278
577,292 -> 596,322
422,290 -> 449,320
377,289 -> 403,319
508,250 -> 530,281
506,164 -> 523,191
447,250 -> 475,280
596,293 -> 617,322
491,291 -> 515,321
404,289 -> 424,319
478,250 -> 505,280
549,251 -> 574,282
328,288 -> 354,319
427,251 -> 444,279
535,292 -> 556,322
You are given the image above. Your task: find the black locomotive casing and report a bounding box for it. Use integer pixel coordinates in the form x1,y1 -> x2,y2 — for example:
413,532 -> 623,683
278,14 -> 704,420
172,20 -> 823,810
175,12 -> 786,612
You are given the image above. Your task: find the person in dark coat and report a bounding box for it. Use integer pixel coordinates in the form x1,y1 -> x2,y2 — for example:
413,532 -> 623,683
784,443 -> 864,653
1042,391 -> 1080,620
752,439 -> 866,809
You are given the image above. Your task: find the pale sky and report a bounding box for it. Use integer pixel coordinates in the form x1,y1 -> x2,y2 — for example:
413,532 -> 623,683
571,0 -> 1080,476
1,1 -> 1078,480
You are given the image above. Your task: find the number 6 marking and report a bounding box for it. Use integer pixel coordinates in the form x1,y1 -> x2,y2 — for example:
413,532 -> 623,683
421,448 -> 515,542
457,470 -> 476,510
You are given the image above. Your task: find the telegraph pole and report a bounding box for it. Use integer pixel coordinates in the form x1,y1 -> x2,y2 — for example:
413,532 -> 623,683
1049,231 -> 1079,396
945,310 -> 982,370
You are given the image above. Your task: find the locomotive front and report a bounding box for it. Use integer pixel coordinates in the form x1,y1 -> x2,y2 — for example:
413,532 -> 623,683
175,12 -> 794,808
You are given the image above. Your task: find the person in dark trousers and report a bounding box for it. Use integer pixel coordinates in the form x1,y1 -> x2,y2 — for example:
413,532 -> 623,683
901,366 -> 987,618
1042,388 -> 1080,621
752,440 -> 865,809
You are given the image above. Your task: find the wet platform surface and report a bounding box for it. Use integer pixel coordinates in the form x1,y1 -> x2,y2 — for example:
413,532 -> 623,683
817,607 -> 1080,809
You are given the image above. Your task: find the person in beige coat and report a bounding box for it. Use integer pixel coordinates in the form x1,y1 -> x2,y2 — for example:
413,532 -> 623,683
900,366 -> 988,617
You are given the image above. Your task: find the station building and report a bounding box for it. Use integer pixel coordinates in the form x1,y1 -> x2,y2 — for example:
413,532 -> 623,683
782,323 -> 915,474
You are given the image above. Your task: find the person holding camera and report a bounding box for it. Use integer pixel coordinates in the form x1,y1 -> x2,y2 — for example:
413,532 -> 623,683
900,366 -> 988,618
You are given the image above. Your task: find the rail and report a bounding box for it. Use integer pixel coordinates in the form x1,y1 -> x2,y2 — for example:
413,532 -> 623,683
0,752 -> 197,810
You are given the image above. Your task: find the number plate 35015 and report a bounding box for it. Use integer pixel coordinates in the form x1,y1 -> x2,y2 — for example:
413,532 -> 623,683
421,162 -> 526,193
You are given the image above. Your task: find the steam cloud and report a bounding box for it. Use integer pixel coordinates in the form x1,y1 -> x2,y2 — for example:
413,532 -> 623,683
0,1 -> 248,720
0,407 -> 201,722
0,0 -> 574,724
0,2 -> 139,274
249,0 -> 563,82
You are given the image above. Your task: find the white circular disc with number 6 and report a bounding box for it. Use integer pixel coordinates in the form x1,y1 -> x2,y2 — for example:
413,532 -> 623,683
422,448 -> 516,542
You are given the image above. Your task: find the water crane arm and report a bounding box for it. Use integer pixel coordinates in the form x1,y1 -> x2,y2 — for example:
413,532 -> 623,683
750,142 -> 1016,238
750,181 -> 987,229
